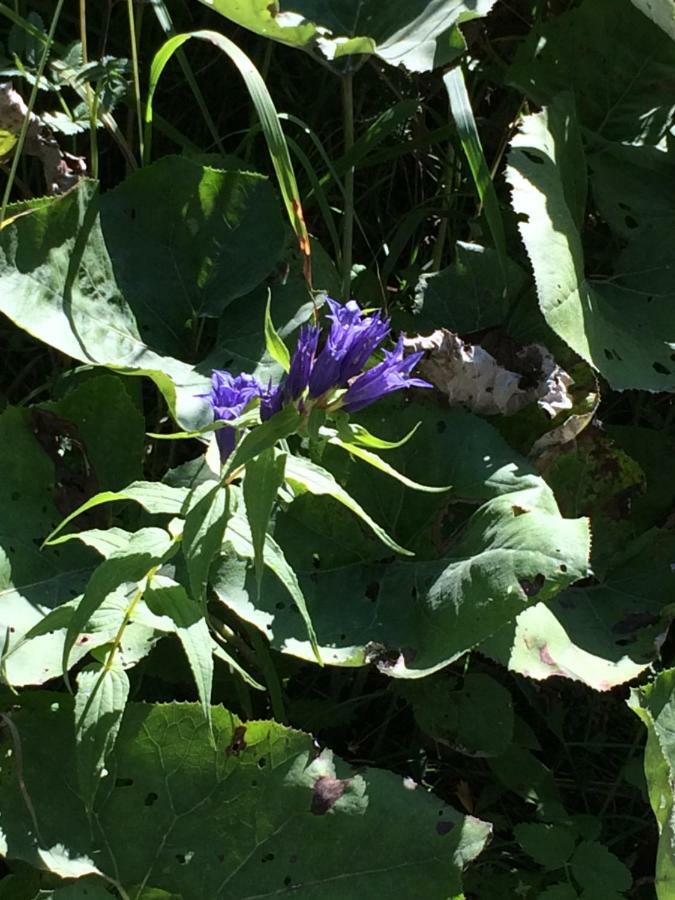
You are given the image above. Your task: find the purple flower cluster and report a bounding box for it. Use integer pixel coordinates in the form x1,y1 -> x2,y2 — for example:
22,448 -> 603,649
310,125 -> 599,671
204,299 -> 430,460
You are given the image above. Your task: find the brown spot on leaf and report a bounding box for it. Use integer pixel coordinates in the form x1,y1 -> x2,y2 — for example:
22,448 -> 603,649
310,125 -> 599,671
512,505 -> 529,516
226,725 -> 247,756
436,821 -> 454,835
311,776 -> 349,815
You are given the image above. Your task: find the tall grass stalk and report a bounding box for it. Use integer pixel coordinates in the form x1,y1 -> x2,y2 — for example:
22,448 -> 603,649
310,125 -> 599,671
0,0 -> 65,224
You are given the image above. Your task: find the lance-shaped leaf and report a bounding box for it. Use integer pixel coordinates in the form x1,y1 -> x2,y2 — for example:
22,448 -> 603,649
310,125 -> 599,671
0,698 -> 491,897
326,434 -> 451,493
243,449 -> 287,584
225,404 -> 301,475
628,669 -> 675,899
45,482 -> 189,545
264,291 -> 291,372
74,661 -> 130,812
62,528 -> 173,676
145,579 -> 214,730
182,483 -> 230,604
225,511 -> 321,663
284,454 -> 413,556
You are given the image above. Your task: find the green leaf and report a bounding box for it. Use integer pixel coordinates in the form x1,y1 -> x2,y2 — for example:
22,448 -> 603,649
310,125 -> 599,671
201,0 -> 498,72
264,292 -> 291,372
201,276 -> 320,386
484,530 -> 675,690
514,823 -> 575,870
405,242 -> 526,334
62,527 -> 173,674
225,511 -> 321,663
285,454 -> 413,556
145,579 -> 214,730
538,886 -> 578,900
100,157 -> 286,354
39,374 -> 145,492
45,481 -> 189,545
74,661 -> 130,812
0,181 -> 210,431
145,31 -> 310,263
444,68 -> 508,281
215,404 -> 590,675
182,483 -> 230,604
569,841 -> 632,896
507,96 -> 675,391
326,435 -> 451,493
508,0 -> 675,144
339,419 -> 421,450
225,404 -> 301,475
0,406 -> 94,687
629,669 -> 675,899
0,699 -> 491,897
243,448 -> 287,583
630,0 -> 675,38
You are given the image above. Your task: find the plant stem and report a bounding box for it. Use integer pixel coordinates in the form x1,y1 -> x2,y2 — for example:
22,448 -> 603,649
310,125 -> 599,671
341,71 -> 355,301
78,0 -> 99,179
0,0 -> 64,224
126,0 -> 144,163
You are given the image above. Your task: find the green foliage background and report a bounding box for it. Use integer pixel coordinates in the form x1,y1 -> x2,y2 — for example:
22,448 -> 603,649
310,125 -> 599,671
0,1 -> 675,898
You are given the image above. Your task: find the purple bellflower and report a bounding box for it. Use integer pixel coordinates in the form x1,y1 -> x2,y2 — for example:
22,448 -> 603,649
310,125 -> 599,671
260,323 -> 321,421
341,338 -> 431,413
308,299 -> 390,397
205,370 -> 262,460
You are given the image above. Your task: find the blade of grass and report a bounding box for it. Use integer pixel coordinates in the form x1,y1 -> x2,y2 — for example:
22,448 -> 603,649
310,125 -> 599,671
78,0 -> 99,179
150,0 -> 226,158
144,30 -> 312,285
444,65 -> 509,286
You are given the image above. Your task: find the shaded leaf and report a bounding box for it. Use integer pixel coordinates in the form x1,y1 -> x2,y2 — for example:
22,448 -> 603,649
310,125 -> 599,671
0,698 -> 491,898
100,157 -> 286,354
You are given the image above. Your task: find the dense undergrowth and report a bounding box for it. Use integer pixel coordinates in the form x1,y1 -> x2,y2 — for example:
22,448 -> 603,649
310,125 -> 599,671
1,1 -> 675,898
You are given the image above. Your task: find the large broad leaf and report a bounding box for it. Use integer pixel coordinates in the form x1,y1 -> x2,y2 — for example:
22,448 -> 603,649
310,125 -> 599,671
0,181 -> 209,430
0,697 -> 491,898
39,373 -> 145,492
588,141 -> 675,336
200,0 -> 497,71
100,156 -> 286,355
213,399 -> 590,675
507,98 -> 675,392
628,669 -> 675,899
402,242 -> 526,335
508,0 -> 675,145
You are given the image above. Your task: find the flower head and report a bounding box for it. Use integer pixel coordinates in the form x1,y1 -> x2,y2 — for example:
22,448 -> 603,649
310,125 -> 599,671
285,324 -> 321,400
340,338 -> 432,413
308,299 -> 390,398
259,324 -> 320,421
204,370 -> 262,460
